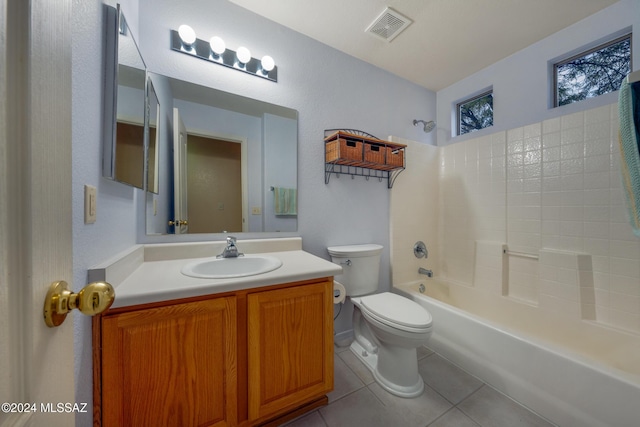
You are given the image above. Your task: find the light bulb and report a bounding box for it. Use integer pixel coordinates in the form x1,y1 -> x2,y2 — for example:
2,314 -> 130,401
178,25 -> 196,48
209,36 -> 225,56
261,55 -> 275,72
236,46 -> 251,65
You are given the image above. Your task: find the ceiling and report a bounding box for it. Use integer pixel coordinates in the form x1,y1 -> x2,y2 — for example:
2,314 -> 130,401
229,0 -> 619,92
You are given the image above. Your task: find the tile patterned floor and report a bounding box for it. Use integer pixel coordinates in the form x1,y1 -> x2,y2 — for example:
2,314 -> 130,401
285,345 -> 556,427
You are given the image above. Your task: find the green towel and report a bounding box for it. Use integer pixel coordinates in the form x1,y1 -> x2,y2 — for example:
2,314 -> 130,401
273,187 -> 297,216
618,76 -> 640,237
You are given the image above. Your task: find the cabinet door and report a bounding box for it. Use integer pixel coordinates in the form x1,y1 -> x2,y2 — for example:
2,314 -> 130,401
247,281 -> 333,420
101,297 -> 237,427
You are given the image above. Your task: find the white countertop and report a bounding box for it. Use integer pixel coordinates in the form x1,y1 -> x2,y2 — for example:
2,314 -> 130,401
89,238 -> 342,308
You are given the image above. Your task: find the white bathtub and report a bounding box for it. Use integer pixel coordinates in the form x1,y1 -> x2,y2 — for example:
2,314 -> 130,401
394,280 -> 640,427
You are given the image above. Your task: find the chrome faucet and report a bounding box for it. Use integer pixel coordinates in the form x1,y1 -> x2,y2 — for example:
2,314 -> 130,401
217,236 -> 244,258
418,267 -> 433,278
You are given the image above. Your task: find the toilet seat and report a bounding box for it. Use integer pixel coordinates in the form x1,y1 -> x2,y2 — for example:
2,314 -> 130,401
360,292 -> 432,333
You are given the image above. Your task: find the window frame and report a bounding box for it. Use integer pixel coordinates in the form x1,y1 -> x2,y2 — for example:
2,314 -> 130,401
456,89 -> 494,137
553,33 -> 632,108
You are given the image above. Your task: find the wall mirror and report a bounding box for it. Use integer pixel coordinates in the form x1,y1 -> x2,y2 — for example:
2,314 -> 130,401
146,73 -> 298,235
147,79 -> 160,194
103,5 -> 148,190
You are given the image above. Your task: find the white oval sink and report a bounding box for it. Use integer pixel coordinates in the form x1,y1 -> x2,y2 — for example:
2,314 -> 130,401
181,254 -> 283,279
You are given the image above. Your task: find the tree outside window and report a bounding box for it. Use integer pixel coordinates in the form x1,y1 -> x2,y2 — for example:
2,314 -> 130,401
457,91 -> 493,136
555,34 -> 631,107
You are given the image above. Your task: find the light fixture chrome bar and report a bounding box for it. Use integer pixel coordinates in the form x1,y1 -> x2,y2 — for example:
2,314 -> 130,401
170,30 -> 277,82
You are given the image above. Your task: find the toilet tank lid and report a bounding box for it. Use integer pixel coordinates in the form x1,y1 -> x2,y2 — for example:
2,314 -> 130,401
327,244 -> 383,257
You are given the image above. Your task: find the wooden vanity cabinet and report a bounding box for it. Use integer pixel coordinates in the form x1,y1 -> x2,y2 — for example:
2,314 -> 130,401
99,297 -> 238,427
247,280 -> 334,421
94,278 -> 334,427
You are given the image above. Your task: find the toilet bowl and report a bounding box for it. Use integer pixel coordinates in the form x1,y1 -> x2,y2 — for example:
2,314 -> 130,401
328,244 -> 433,398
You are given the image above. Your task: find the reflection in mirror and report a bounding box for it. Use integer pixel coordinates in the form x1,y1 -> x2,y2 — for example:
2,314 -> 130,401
103,5 -> 147,189
147,79 -> 159,194
145,73 -> 298,235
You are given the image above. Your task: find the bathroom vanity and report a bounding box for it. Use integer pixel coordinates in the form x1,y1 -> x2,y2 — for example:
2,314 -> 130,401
91,238 -> 341,426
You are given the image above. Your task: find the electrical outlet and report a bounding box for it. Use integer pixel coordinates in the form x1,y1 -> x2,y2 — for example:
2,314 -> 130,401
251,206 -> 262,215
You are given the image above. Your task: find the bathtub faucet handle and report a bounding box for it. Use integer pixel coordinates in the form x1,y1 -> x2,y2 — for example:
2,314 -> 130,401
418,267 -> 433,278
414,241 -> 428,259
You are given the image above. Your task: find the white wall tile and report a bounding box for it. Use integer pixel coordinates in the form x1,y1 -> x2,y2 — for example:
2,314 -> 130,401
561,111 -> 584,129
394,102 -> 640,334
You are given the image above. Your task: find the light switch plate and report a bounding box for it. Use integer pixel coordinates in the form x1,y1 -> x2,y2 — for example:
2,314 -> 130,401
84,185 -> 97,224
251,206 -> 262,215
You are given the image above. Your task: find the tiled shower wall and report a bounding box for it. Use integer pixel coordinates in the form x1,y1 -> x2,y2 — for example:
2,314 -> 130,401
437,103 -> 640,334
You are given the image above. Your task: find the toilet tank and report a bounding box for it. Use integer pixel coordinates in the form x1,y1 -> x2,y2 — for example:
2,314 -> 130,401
327,244 -> 383,296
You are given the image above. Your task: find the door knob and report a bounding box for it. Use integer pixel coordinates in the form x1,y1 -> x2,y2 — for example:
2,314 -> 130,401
168,219 -> 188,226
43,280 -> 115,327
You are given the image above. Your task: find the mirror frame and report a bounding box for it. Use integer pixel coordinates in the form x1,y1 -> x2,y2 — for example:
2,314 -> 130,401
102,4 -> 149,190
102,4 -> 119,180
146,77 -> 160,194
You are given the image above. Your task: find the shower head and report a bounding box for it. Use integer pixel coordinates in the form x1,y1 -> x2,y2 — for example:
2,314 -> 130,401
413,119 -> 436,133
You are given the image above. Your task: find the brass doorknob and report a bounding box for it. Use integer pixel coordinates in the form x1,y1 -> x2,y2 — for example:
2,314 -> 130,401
43,280 -> 115,327
168,219 -> 188,226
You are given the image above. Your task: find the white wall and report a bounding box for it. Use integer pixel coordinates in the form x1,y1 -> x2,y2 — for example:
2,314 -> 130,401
436,0 -> 639,146
263,113 -> 297,232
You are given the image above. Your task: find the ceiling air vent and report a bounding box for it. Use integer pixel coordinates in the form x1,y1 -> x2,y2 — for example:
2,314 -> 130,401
365,7 -> 412,42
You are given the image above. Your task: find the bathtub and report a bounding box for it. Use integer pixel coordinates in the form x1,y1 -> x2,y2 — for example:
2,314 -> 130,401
394,280 -> 640,427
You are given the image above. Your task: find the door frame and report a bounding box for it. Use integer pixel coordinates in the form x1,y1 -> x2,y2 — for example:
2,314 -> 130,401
185,127 -> 249,232
1,1 -> 75,426
173,107 -> 189,234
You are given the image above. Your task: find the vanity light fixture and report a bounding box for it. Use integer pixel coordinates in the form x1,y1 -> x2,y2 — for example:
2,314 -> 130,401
209,36 -> 226,58
261,55 -> 275,73
236,46 -> 251,67
178,24 -> 197,49
170,28 -> 277,82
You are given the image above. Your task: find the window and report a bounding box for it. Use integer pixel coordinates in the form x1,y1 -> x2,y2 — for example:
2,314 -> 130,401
554,33 -> 631,107
457,90 -> 493,136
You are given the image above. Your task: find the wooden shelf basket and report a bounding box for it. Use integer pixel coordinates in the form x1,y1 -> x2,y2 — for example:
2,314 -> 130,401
324,130 -> 406,171
324,129 -> 406,188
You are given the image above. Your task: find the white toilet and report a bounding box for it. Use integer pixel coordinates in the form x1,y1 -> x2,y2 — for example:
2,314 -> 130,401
328,244 -> 432,398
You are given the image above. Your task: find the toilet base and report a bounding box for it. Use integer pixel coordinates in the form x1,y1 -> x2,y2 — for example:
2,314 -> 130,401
350,340 -> 425,398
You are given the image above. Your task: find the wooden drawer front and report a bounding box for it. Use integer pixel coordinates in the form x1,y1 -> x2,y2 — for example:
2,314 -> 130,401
101,298 -> 237,427
247,281 -> 333,421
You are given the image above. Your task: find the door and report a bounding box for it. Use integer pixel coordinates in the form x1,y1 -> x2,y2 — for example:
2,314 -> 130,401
173,107 -> 189,234
101,298 -> 237,427
247,281 -> 334,421
1,1 -> 75,426
187,135 -> 243,233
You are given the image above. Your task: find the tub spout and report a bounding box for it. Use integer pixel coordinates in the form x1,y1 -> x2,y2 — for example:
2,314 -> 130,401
418,268 -> 433,278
